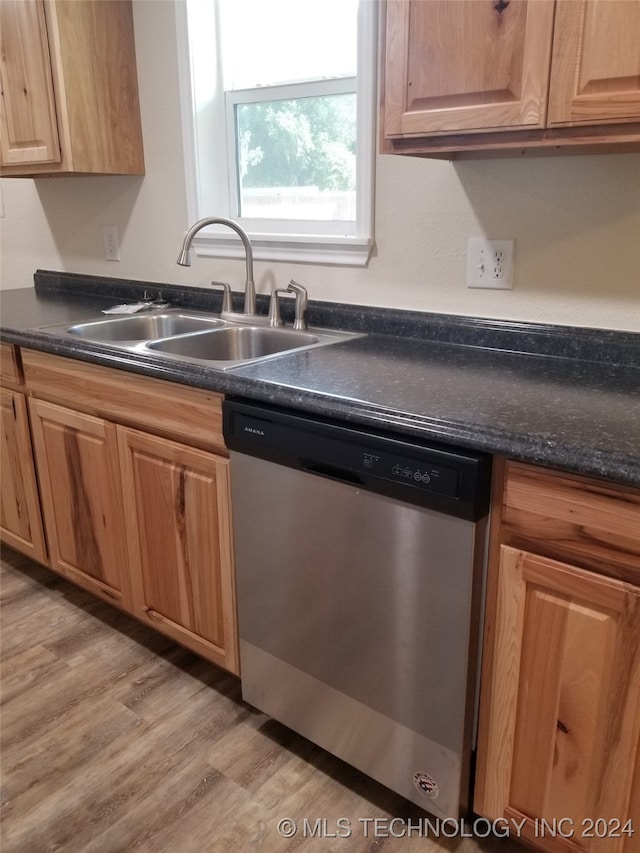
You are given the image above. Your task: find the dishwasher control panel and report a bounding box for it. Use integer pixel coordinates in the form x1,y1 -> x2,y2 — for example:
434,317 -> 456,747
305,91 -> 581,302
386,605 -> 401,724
362,451 -> 458,497
223,398 -> 491,521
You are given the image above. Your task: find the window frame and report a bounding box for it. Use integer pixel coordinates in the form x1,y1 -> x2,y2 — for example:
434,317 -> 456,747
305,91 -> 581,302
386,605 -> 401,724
176,0 -> 377,267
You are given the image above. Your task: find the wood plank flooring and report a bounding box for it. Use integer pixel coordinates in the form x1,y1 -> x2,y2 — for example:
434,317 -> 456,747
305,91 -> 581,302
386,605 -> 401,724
1,547 -> 522,853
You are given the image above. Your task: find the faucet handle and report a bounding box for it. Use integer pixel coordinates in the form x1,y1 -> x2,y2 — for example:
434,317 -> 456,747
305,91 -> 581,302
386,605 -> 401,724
268,289 -> 291,327
211,282 -> 232,313
287,279 -> 308,330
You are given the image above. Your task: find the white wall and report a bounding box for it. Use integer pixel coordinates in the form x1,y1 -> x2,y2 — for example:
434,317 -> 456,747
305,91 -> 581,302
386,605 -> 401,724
1,0 -> 639,332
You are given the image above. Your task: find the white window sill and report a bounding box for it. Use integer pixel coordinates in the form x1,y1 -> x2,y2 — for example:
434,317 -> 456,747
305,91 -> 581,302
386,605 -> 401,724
190,232 -> 374,267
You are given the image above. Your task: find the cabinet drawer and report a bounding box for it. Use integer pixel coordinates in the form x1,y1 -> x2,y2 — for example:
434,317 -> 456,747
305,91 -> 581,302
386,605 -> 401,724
497,460 -> 640,583
1,343 -> 23,387
21,349 -> 225,453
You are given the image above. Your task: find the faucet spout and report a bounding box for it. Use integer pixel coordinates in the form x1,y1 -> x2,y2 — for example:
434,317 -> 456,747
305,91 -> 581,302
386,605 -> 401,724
176,216 -> 256,315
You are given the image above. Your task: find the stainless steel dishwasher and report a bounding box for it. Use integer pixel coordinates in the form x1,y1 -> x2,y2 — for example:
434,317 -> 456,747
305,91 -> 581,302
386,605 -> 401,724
223,398 -> 491,819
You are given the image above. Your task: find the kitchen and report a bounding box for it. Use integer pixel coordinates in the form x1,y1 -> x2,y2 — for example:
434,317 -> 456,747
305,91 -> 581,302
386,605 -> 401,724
1,1 -> 639,851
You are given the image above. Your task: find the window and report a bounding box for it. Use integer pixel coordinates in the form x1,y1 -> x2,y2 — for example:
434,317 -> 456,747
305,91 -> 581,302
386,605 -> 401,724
177,0 -> 377,266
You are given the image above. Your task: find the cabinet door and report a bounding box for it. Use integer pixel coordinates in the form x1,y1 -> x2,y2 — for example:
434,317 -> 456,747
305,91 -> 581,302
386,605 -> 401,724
118,427 -> 238,675
548,0 -> 640,126
382,0 -> 555,137
1,0 -> 144,176
0,0 -> 61,166
1,389 -> 47,563
28,398 -> 129,608
475,545 -> 640,852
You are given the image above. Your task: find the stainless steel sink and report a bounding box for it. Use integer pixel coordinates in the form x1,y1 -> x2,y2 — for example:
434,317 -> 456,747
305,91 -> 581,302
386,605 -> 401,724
147,326 -> 320,362
34,308 -> 362,370
62,312 -> 224,342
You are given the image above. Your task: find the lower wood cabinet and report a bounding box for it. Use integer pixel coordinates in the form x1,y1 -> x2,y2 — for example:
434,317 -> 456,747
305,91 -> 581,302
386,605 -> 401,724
118,427 -> 238,673
28,398 -> 130,608
476,545 -> 640,851
475,461 -> 640,852
1,386 -> 47,563
14,348 -> 239,675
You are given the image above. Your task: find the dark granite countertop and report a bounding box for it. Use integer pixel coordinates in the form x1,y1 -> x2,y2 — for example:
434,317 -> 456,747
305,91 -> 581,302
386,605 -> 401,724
2,271 -> 639,487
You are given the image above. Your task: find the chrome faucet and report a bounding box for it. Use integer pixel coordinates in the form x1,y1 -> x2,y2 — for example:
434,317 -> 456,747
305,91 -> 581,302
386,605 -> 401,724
176,217 -> 256,315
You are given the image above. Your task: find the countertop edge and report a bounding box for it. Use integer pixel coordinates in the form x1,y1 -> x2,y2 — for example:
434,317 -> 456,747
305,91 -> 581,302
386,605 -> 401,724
6,325 -> 639,490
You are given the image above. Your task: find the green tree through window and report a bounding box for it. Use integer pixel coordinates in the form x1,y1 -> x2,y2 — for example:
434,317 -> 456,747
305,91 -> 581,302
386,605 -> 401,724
237,93 -> 356,193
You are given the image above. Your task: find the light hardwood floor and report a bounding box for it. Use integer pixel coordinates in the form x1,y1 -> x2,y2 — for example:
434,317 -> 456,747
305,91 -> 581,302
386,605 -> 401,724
1,548 -> 522,853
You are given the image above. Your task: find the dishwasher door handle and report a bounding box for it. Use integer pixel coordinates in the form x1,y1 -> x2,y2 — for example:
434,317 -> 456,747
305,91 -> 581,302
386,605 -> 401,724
302,460 -> 365,487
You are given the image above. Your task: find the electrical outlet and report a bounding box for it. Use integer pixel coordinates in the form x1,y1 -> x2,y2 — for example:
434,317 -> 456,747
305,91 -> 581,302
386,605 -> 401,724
467,238 -> 514,289
102,225 -> 120,261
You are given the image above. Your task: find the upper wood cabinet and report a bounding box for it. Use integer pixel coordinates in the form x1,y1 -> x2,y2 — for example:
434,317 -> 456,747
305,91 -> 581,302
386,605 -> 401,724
383,0 -> 555,136
547,0 -> 640,126
0,1 -> 60,167
0,0 -> 144,176
381,0 -> 640,158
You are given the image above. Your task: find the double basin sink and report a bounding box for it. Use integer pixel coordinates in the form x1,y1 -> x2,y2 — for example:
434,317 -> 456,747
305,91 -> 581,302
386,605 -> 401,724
36,308 -> 361,370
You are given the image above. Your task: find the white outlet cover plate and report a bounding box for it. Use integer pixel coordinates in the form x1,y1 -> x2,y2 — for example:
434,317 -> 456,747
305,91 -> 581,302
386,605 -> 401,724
102,224 -> 121,261
467,238 -> 514,289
